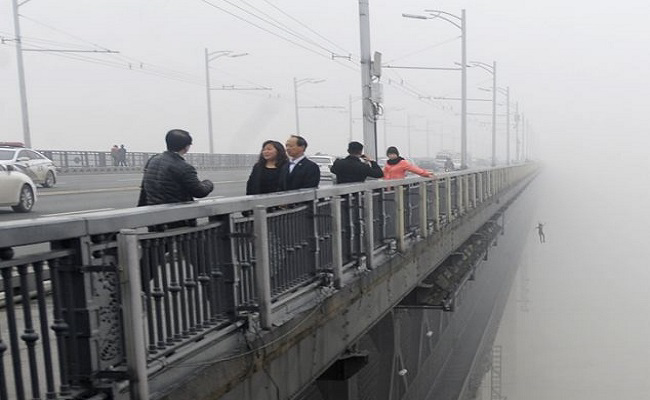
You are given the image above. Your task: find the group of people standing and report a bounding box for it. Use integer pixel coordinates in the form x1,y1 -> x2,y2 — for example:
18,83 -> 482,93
137,129 -> 435,213
245,137 -> 435,196
110,144 -> 128,166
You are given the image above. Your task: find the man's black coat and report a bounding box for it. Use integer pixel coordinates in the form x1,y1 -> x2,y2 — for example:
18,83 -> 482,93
279,157 -> 321,191
330,155 -> 383,184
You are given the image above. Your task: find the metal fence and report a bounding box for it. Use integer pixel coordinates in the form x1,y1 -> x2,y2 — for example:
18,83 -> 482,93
38,150 -> 258,170
0,164 -> 536,399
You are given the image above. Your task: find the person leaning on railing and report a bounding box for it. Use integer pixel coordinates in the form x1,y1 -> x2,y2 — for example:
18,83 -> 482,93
382,146 -> 434,180
137,129 -> 214,230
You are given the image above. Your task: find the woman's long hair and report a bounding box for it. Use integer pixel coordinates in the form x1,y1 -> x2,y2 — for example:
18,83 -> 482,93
257,140 -> 288,167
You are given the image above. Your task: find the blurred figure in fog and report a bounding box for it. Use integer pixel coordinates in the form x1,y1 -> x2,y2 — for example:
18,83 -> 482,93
330,141 -> 383,184
118,144 -> 128,166
246,140 -> 289,195
111,145 -> 119,166
444,157 -> 455,172
383,146 -> 433,180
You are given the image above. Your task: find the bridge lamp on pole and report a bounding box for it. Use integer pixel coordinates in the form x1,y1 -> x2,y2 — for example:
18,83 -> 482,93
402,9 -> 467,169
205,50 -> 248,154
293,78 -> 325,134
470,60 -> 497,166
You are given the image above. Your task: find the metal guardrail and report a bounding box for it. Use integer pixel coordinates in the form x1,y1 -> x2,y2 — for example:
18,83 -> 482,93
37,150 -> 258,171
0,164 -> 537,399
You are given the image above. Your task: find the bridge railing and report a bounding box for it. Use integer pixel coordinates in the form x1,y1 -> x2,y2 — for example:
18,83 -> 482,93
37,150 -> 257,170
0,164 -> 537,399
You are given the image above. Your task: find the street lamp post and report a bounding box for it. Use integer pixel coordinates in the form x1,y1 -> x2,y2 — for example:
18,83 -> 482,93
471,60 -> 497,166
402,9 -> 467,168
293,78 -> 325,134
11,0 -> 32,147
205,49 -> 248,154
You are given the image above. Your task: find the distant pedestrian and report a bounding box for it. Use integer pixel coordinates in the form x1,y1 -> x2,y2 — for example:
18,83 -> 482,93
535,222 -> 546,243
279,135 -> 320,191
110,145 -> 119,166
444,157 -> 455,172
118,144 -> 128,166
382,146 -> 434,180
137,129 -> 214,229
330,141 -> 383,184
246,140 -> 289,195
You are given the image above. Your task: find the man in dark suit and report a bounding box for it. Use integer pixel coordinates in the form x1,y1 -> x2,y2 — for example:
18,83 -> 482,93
330,141 -> 383,184
279,135 -> 321,191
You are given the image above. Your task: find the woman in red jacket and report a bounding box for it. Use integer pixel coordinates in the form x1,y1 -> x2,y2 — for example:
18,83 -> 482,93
383,146 -> 434,180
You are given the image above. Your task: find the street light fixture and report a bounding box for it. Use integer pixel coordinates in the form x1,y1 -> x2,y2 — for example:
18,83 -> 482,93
293,78 -> 325,134
205,49 -> 249,154
470,60 -> 497,166
402,9 -> 467,168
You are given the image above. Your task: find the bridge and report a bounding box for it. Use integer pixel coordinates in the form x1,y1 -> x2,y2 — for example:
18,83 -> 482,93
0,163 -> 538,400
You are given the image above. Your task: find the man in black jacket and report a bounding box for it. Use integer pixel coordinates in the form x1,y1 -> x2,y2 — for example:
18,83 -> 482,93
330,141 -> 383,184
279,135 -> 320,191
138,129 -> 214,208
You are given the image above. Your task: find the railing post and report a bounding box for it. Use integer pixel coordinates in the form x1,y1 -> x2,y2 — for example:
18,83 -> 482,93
363,190 -> 375,268
419,183 -> 428,238
253,206 -> 272,329
456,176 -> 464,215
470,174 -> 477,208
118,229 -> 150,400
463,175 -> 470,211
396,186 -> 406,253
331,196 -> 344,288
433,180 -> 440,231
446,177 -> 453,222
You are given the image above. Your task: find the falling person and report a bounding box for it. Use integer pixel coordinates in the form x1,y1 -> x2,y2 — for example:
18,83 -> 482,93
535,222 -> 546,243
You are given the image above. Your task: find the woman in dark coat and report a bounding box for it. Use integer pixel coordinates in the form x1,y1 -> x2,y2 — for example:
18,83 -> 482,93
246,140 -> 289,195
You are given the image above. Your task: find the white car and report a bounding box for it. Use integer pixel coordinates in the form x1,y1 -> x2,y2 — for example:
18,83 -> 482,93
310,155 -> 337,181
0,144 -> 57,187
0,164 -> 37,212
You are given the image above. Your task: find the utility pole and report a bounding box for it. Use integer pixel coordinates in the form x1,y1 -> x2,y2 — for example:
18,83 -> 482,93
293,77 -> 301,134
515,102 -> 520,162
460,9 -> 467,169
348,94 -> 353,142
358,0 -> 378,158
204,48 -> 215,154
11,0 -> 31,147
505,86 -> 510,165
407,114 -> 411,157
426,120 -> 431,158
521,113 -> 526,161
491,61 -> 497,167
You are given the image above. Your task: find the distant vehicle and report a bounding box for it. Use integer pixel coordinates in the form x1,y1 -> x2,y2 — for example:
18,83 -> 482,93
0,164 -> 37,212
310,155 -> 337,181
0,143 -> 57,187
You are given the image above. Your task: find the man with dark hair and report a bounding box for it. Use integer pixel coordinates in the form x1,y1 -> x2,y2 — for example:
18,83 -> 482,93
138,129 -> 214,212
330,141 -> 383,184
279,135 -> 320,190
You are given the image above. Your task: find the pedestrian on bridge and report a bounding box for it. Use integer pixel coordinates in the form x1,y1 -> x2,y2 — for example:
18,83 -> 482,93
279,135 -> 320,191
330,141 -> 383,184
137,129 -> 214,229
246,140 -> 289,195
118,144 -> 128,166
110,144 -> 119,166
382,146 -> 434,180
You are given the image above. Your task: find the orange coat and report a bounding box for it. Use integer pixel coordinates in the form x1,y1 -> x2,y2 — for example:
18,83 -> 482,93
383,160 -> 432,180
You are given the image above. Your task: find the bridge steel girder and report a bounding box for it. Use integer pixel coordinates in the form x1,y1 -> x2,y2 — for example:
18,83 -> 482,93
153,171 -> 539,400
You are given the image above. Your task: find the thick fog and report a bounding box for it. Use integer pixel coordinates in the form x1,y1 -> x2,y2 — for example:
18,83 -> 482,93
2,2 -> 650,397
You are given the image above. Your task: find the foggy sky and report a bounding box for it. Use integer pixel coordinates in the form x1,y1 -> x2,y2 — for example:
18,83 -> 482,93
1,0 -> 650,166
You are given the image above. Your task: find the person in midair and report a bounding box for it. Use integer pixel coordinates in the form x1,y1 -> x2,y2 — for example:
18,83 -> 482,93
535,222 -> 546,243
